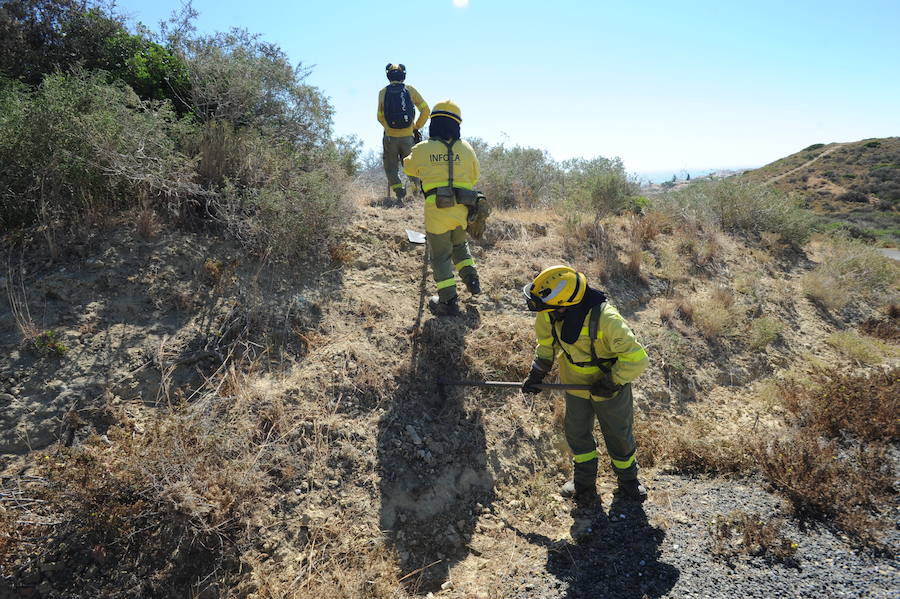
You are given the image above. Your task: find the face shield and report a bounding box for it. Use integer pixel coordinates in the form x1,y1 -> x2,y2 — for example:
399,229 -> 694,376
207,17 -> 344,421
522,284 -> 553,312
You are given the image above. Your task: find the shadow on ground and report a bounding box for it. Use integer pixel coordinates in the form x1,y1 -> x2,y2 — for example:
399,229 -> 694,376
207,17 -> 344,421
515,493 -> 679,598
377,307 -> 496,593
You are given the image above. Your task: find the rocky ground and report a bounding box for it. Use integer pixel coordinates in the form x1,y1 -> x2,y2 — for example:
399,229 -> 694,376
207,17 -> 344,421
0,185 -> 897,598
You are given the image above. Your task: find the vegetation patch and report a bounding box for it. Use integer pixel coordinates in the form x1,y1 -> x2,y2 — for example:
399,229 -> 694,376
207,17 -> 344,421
709,511 -> 798,563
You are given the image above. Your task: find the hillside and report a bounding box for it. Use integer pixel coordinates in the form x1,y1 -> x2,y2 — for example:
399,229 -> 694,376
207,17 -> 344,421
1,181 -> 898,598
741,137 -> 900,245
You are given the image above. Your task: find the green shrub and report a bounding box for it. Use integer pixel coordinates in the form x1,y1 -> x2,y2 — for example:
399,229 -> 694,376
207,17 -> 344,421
825,331 -> 893,364
0,69 -> 196,233
178,29 -> 333,147
749,317 -> 784,350
561,156 -> 638,216
0,1 -> 190,111
803,143 -> 825,151
655,179 -> 815,247
468,139 -> 562,209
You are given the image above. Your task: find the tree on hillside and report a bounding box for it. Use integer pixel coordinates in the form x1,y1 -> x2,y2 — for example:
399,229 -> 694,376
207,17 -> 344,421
0,0 -> 191,111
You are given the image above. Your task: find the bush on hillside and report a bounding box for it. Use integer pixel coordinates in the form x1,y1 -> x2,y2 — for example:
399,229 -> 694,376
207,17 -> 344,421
561,156 -> 640,216
655,179 -> 815,247
801,235 -> 899,310
468,139 -> 562,209
178,28 -> 333,148
0,70 -> 197,234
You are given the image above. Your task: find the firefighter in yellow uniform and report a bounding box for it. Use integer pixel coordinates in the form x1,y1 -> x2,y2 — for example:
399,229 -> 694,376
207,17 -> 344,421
521,265 -> 650,504
377,64 -> 430,202
403,100 -> 480,316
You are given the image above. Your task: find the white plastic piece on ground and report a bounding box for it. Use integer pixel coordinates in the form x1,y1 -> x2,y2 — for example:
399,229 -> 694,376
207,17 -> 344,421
406,229 -> 426,244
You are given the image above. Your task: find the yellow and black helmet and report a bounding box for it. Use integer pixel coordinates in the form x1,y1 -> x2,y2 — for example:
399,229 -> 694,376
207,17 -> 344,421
522,265 -> 587,312
431,100 -> 462,124
385,63 -> 406,81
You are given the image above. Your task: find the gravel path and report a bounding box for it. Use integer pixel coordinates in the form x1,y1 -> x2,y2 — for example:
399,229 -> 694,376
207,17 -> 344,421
499,474 -> 898,599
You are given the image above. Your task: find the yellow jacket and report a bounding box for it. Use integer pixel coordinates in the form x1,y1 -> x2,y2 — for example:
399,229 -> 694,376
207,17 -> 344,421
377,83 -> 430,137
533,303 -> 649,399
403,138 -> 480,235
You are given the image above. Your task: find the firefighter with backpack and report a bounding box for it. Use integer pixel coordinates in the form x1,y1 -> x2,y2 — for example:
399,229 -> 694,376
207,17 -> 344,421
521,266 -> 650,506
402,100 -> 482,316
377,64 -> 430,203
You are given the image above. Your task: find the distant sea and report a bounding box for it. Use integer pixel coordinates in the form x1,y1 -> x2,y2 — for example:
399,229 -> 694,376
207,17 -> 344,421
632,167 -> 758,185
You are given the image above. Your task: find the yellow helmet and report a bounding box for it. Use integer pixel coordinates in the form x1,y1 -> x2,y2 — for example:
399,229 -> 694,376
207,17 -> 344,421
431,100 -> 462,124
522,265 -> 587,312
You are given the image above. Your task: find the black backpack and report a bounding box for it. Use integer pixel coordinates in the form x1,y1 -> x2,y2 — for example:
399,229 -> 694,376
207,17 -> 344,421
383,84 -> 415,129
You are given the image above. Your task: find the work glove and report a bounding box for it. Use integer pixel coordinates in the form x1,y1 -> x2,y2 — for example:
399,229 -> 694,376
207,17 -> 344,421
522,359 -> 551,394
590,371 -> 622,398
413,129 -> 422,143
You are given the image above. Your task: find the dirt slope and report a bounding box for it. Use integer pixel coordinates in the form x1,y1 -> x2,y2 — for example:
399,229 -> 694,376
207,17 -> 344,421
1,185 -> 898,598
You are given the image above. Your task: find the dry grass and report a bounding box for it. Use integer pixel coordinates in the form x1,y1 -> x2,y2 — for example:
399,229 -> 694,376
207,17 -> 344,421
826,330 -> 894,364
802,236 -> 900,310
690,288 -> 741,339
636,414 -> 756,475
709,511 -> 798,562
656,241 -> 689,283
673,294 -> 694,323
658,299 -> 676,324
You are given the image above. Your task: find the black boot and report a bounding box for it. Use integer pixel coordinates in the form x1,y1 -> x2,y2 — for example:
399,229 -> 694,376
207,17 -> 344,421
561,458 -> 600,507
616,478 -> 648,501
464,276 -> 481,295
428,295 -> 459,316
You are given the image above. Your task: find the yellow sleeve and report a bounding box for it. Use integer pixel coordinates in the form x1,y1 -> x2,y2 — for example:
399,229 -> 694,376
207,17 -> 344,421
472,150 -> 480,185
402,146 -> 418,177
408,85 -> 430,130
534,312 -> 557,364
377,88 -> 387,129
600,312 -> 649,385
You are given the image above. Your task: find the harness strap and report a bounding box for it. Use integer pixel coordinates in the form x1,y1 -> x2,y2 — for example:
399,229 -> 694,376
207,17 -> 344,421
550,302 -> 617,370
440,139 -> 455,189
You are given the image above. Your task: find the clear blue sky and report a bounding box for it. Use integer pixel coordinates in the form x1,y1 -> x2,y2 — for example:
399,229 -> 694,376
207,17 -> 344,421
119,0 -> 900,175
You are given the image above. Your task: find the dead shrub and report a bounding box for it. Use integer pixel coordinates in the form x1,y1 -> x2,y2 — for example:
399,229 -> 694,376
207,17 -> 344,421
328,242 -> 356,264
778,367 -> 898,443
26,395 -> 271,596
858,304 -> 900,341
633,210 -> 670,244
757,430 -> 893,546
710,511 -> 798,563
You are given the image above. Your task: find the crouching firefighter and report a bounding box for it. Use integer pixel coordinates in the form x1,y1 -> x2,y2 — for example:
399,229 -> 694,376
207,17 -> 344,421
521,265 -> 650,505
403,100 -> 482,316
